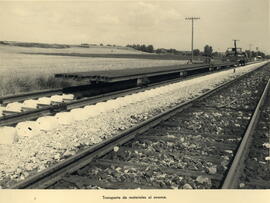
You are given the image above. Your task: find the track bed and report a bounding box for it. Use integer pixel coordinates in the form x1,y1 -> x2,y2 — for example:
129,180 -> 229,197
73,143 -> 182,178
239,85 -> 270,189
48,63 -> 270,189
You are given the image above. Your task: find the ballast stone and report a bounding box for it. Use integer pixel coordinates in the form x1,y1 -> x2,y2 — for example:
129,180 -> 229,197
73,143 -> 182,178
0,126 -> 18,145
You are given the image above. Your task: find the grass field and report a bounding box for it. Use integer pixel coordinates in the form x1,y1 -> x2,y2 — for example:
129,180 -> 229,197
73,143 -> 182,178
1,43 -> 149,55
0,45 -> 187,96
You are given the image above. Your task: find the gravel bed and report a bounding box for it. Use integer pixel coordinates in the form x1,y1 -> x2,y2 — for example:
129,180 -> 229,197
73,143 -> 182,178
51,62 -> 270,189
239,91 -> 270,189
0,62 -> 268,188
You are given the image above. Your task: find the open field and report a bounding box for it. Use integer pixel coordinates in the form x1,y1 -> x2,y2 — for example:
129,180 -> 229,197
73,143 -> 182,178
1,43 -> 191,60
0,43 -> 148,55
0,45 -> 187,96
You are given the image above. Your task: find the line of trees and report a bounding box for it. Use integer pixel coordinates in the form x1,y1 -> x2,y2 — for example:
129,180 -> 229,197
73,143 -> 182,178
245,50 -> 266,58
126,44 -> 154,53
126,43 -> 268,59
191,45 -> 267,59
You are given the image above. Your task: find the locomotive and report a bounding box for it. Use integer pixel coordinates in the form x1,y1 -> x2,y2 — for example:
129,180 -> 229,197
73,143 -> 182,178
224,47 -> 247,66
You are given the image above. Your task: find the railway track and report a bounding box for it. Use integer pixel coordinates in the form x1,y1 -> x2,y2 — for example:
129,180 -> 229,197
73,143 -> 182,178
8,62 -> 270,189
0,63 -> 245,127
0,88 -> 63,105
235,79 -> 270,189
0,61 -> 257,108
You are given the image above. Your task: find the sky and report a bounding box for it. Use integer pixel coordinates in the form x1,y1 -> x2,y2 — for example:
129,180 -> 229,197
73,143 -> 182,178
0,0 -> 269,53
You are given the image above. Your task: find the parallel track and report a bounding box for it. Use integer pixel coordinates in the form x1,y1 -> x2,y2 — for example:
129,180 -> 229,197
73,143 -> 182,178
0,89 -> 62,105
221,79 -> 270,188
0,63 -> 241,127
9,62 -> 270,189
234,79 -> 270,189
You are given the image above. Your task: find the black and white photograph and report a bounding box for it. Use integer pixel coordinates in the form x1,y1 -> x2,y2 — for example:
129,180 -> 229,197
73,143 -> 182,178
0,0 -> 270,201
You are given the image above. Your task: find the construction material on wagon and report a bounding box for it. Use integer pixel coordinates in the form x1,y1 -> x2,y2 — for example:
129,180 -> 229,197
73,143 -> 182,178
55,62 -> 234,83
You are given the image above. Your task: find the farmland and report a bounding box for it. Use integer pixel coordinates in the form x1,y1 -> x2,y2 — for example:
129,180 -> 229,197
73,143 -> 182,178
0,44 -> 187,96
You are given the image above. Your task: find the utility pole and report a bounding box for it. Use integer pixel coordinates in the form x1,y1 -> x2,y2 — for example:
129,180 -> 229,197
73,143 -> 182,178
248,44 -> 253,59
185,17 -> 200,63
232,39 -> 239,56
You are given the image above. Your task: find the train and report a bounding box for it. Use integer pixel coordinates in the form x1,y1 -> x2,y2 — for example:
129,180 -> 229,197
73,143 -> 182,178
224,47 -> 247,66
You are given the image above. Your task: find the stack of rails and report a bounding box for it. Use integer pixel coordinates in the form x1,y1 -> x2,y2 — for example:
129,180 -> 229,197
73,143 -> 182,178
55,62 -> 235,83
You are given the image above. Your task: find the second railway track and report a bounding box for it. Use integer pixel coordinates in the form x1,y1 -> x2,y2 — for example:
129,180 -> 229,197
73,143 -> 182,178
0,62 -> 246,127
7,61 -> 270,189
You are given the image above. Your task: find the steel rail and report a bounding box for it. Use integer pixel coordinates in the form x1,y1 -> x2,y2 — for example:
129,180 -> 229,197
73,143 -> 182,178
0,89 -> 63,105
221,78 -> 270,189
0,62 -> 246,127
0,61 -> 259,105
9,62 -> 269,189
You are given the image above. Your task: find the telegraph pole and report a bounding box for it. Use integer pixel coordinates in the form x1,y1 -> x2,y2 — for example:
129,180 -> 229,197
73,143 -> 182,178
248,44 -> 253,59
232,39 -> 239,56
185,17 -> 200,63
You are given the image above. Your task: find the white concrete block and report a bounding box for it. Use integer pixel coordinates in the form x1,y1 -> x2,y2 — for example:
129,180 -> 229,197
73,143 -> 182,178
23,99 -> 39,109
62,94 -> 74,100
16,121 -> 41,137
38,97 -> 51,105
94,102 -> 109,113
36,116 -> 59,131
55,112 -> 74,125
6,102 -> 24,112
105,100 -> 122,110
50,95 -> 63,103
0,126 -> 18,145
83,105 -> 100,117
70,108 -> 90,121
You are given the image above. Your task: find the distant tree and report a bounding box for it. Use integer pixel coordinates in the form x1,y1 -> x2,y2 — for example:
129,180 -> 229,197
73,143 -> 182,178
212,52 -> 219,57
146,45 -> 154,53
245,50 -> 251,58
193,49 -> 200,56
100,43 -> 103,46
258,51 -> 265,58
126,44 -> 154,53
203,45 -> 213,57
251,51 -> 256,57
141,44 -> 147,52
155,49 -> 162,54
156,48 -> 167,54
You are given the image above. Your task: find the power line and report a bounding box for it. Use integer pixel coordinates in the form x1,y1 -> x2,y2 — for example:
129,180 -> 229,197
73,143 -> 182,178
185,17 -> 200,63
